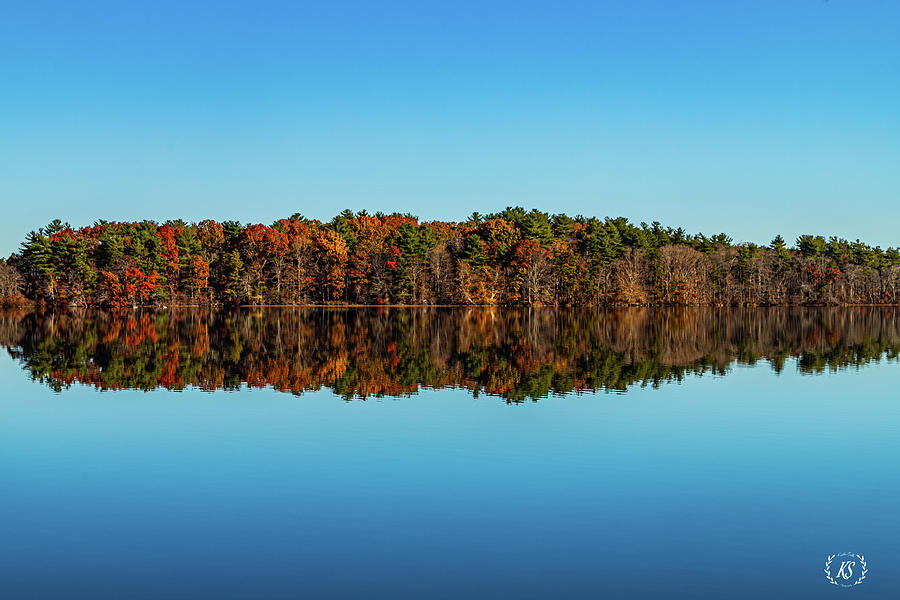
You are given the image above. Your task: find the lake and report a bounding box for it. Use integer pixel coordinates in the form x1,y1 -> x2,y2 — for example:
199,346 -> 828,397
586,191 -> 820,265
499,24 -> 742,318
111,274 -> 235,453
1,307 -> 898,598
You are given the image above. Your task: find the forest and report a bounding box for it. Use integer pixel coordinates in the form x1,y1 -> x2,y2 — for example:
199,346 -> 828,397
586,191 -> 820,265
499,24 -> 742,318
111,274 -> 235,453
2,307 -> 898,400
2,208 -> 900,307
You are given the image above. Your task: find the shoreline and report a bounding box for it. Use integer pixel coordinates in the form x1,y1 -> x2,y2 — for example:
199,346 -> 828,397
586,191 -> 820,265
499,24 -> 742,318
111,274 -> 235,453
5,301 -> 900,312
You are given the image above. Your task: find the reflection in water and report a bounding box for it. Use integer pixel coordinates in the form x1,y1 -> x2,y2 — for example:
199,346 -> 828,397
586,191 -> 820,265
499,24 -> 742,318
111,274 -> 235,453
1,307 -> 899,400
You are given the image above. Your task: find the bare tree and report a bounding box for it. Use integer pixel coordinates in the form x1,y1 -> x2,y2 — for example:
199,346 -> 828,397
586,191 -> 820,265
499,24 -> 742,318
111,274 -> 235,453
0,261 -> 24,298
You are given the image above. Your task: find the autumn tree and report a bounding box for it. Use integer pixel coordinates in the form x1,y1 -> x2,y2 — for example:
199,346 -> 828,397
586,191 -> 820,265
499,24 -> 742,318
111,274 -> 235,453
7,210 -> 900,307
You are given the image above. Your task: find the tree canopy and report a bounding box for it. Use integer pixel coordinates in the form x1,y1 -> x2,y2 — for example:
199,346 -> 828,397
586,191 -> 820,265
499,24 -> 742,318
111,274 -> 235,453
4,208 -> 900,307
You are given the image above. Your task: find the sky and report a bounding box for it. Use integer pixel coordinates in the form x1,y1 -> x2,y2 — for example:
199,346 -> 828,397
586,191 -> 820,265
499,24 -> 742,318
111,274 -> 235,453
1,0 -> 898,256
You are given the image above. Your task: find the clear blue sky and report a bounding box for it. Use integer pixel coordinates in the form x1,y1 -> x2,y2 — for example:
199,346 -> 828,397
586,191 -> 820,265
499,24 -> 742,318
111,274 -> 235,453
1,0 -> 898,256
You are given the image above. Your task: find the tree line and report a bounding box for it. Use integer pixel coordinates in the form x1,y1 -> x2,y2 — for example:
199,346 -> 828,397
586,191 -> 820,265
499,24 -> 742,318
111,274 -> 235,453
3,207 -> 900,307
2,307 -> 898,400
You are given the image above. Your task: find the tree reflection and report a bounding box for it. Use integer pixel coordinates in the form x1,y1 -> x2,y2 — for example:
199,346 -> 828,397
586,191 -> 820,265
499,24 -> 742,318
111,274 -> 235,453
2,307 -> 899,401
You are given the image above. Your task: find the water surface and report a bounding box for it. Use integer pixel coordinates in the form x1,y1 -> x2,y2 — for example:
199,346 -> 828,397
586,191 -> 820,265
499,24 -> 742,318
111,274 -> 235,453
1,308 -> 898,598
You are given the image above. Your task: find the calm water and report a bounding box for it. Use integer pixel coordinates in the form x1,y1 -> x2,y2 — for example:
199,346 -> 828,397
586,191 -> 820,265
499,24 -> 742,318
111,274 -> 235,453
1,308 -> 899,598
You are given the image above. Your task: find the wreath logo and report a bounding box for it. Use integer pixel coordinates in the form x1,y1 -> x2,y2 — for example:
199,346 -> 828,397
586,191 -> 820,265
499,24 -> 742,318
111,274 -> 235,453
824,553 -> 867,587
